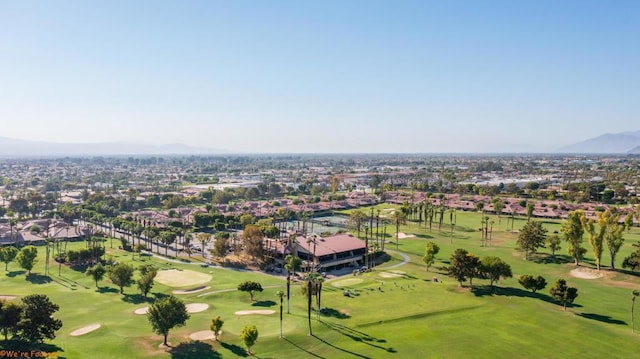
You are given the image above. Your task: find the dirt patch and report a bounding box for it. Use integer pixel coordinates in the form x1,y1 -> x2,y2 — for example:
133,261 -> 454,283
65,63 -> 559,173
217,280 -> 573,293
331,278 -> 364,287
570,267 -> 604,279
173,286 -> 211,294
0,295 -> 17,301
134,306 -> 150,315
70,323 -> 101,336
155,269 -> 211,288
186,303 -> 209,313
189,330 -> 216,341
397,232 -> 415,239
235,310 -> 275,316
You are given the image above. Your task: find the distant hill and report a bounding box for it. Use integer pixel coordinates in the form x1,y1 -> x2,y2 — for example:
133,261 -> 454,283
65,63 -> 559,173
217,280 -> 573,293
561,131 -> 640,153
628,145 -> 640,155
0,137 -> 227,157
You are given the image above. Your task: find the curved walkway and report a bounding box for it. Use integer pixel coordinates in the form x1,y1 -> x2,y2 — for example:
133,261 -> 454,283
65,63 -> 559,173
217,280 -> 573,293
379,249 -> 410,269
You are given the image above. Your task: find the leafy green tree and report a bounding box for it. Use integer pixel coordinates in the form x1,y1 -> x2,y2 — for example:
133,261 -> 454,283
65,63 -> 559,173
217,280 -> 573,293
561,210 -> 587,266
479,256 -> 512,287
518,275 -> 547,293
623,244 -> 640,271
583,215 -> 605,270
210,316 -> 224,341
602,210 -> 626,270
447,248 -> 480,287
549,279 -> 578,310
0,299 -> 22,341
137,265 -> 158,298
212,235 -> 231,258
16,294 -> 62,343
422,242 -> 440,272
517,221 -> 547,260
545,234 -> 562,257
285,254 -> 302,314
147,295 -> 190,346
86,263 -> 107,288
237,281 -> 263,301
109,262 -> 135,294
0,246 -> 19,271
16,246 -> 38,275
240,325 -> 259,355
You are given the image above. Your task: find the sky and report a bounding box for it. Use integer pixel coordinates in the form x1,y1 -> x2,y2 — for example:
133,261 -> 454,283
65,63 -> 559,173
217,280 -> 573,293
1,1 -> 638,153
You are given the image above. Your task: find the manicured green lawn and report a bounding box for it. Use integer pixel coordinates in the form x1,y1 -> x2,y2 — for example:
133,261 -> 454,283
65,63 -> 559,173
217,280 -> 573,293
2,208 -> 640,358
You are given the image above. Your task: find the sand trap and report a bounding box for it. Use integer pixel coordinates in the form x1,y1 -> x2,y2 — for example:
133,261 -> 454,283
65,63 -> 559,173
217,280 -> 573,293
189,330 -> 216,341
235,310 -> 275,316
134,307 -> 149,315
70,323 -> 101,336
173,286 -> 211,294
186,303 -> 209,313
155,269 -> 211,288
397,232 -> 415,239
379,272 -> 404,278
570,267 -> 603,279
331,278 -> 364,287
0,295 -> 17,301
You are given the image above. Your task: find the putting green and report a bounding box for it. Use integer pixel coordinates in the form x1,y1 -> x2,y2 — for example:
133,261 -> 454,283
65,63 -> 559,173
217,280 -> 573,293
155,269 -> 211,288
331,278 -> 364,287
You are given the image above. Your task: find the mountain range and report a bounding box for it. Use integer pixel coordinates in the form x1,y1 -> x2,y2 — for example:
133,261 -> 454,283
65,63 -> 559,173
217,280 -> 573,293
0,137 -> 227,157
561,131 -> 640,154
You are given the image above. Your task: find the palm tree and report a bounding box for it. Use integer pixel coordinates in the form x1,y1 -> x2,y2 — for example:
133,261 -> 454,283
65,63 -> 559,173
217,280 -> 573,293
315,276 -> 324,321
276,290 -> 285,338
284,254 -> 301,314
391,210 -> 406,250
197,232 -> 211,258
633,290 -> 640,333
304,272 -> 320,336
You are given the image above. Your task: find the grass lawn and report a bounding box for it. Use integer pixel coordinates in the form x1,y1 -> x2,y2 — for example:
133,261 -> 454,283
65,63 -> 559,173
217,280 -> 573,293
2,208 -> 640,358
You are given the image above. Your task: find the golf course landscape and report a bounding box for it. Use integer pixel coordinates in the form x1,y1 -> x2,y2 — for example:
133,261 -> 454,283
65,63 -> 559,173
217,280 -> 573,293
3,206 -> 640,358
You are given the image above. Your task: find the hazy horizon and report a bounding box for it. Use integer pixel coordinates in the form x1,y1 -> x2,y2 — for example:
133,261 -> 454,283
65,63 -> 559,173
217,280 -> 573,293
1,1 -> 638,153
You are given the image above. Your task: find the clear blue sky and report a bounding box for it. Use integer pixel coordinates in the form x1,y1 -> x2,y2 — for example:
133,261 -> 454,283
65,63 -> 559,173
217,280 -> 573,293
1,1 -> 638,153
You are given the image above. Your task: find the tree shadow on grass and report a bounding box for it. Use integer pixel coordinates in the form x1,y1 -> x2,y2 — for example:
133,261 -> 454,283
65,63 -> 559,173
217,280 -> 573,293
530,254 -> 573,265
121,293 -> 154,304
220,342 -> 248,357
283,337 -> 325,358
616,268 -> 640,279
97,287 -> 119,294
320,307 -> 351,319
26,273 -> 52,284
252,300 -> 276,307
577,313 -> 627,325
320,321 -> 396,356
471,285 -> 584,309
7,270 -> 26,277
169,340 -> 221,359
415,234 -> 434,239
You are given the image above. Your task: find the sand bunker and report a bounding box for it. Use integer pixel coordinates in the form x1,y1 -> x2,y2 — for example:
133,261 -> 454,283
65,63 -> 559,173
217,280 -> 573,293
173,286 -> 211,294
0,295 -> 17,301
235,310 -> 275,316
189,330 -> 216,341
186,303 -> 209,313
331,278 -> 364,287
397,232 -> 415,239
570,267 -> 604,279
70,323 -> 101,336
134,307 -> 149,315
379,272 -> 404,278
155,269 -> 211,288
